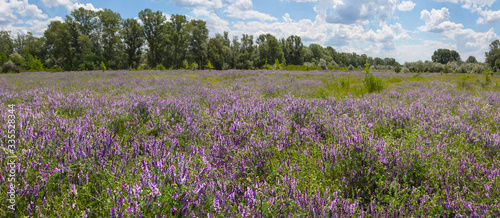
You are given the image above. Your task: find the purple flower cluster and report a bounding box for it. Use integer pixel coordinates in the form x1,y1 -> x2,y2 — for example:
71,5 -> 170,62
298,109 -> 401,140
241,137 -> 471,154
0,70 -> 499,217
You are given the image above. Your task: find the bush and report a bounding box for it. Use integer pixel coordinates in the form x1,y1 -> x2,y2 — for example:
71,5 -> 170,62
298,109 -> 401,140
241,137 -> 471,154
155,64 -> 166,70
100,61 -> 106,72
402,67 -> 410,73
138,65 -> 144,71
47,67 -> 64,73
30,56 -> 44,71
394,64 -> 401,73
190,62 -> 198,71
2,60 -> 19,73
363,61 -> 384,93
347,64 -> 354,71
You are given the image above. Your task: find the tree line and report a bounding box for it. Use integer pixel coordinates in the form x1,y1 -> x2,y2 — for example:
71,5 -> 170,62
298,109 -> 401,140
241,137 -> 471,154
0,7 -> 499,73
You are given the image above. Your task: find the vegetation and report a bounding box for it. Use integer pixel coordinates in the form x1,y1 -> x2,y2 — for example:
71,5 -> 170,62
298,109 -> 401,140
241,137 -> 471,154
1,70 -> 499,217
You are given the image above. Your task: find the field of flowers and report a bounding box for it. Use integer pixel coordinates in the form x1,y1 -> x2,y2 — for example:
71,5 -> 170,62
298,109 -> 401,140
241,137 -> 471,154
1,70 -> 500,217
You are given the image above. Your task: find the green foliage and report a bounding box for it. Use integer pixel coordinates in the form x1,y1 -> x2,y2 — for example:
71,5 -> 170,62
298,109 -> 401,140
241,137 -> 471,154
205,60 -> 215,70
100,61 -> 106,72
138,65 -> 144,71
47,67 -> 64,73
432,48 -> 461,64
274,59 -> 284,70
30,56 -> 44,71
443,64 -> 450,74
394,63 -> 401,73
155,64 -> 166,70
263,58 -> 272,70
282,65 -> 322,71
486,40 -> 500,72
363,61 -> 384,93
190,62 -> 198,70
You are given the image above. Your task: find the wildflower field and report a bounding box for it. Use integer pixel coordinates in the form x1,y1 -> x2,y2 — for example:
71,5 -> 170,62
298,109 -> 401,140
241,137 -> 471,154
1,70 -> 500,217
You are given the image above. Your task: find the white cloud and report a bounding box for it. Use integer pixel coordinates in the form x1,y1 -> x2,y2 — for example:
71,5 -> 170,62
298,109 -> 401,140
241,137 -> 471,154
443,27 -> 498,61
397,0 -> 416,11
170,0 -> 222,8
191,8 -> 230,33
418,8 -> 463,33
315,0 -> 399,24
224,0 -> 278,21
434,0 -> 496,8
390,40 -> 456,63
475,8 -> 500,24
41,0 -> 102,12
283,13 -> 293,23
41,0 -> 72,8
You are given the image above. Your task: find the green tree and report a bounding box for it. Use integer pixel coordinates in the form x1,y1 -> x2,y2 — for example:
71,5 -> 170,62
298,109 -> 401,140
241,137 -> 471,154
432,48 -> 461,64
138,9 -> 167,68
168,14 -> 189,69
187,19 -> 208,69
0,31 -> 14,56
207,32 -> 231,70
99,9 -> 122,70
485,40 -> 500,72
465,55 -> 478,63
121,18 -> 144,69
29,56 -> 44,71
284,35 -> 303,65
43,21 -> 72,70
78,34 -> 97,70
257,34 -> 283,68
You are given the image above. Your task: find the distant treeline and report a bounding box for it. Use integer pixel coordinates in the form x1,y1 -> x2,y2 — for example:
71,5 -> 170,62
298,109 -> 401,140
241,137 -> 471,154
0,7 -> 499,73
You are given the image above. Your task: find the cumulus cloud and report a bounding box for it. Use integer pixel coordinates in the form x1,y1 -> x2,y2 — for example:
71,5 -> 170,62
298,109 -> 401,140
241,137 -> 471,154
418,8 -> 463,33
191,8 -> 230,33
170,0 -> 222,8
397,0 -> 415,11
41,0 -> 102,12
315,0 -> 399,25
434,0 -> 495,7
442,27 -> 498,61
224,0 -> 277,21
475,7 -> 500,24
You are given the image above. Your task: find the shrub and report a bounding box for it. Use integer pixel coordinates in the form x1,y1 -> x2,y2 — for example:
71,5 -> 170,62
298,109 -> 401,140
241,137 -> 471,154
100,61 -> 106,72
443,65 -> 450,74
2,60 -> 19,73
347,64 -> 354,71
363,61 -> 384,93
138,65 -> 144,71
190,62 -> 198,70
263,58 -> 272,70
205,61 -> 215,70
394,64 -> 401,73
155,64 -> 166,70
402,67 -> 410,73
30,56 -> 44,71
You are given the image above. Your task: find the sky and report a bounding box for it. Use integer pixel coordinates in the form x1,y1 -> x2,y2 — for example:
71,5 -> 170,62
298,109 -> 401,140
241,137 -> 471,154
1,0 -> 500,63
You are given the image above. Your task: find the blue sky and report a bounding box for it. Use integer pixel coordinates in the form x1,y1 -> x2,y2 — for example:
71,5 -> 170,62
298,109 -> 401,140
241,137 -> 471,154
1,0 -> 500,63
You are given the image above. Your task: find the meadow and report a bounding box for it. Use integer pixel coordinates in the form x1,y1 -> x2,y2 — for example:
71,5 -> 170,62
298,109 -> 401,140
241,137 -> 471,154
0,70 -> 500,217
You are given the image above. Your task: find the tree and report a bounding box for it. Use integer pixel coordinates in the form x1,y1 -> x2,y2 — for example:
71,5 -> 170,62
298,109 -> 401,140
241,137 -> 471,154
485,39 -> 500,72
138,9 -> 167,68
78,34 -> 97,70
257,34 -> 283,68
168,14 -> 189,69
121,18 -> 144,69
207,33 -> 231,70
99,9 -> 122,70
187,19 -> 208,69
465,56 -> 477,63
284,35 -> 303,65
432,48 -> 461,64
0,31 -> 14,56
43,21 -> 72,70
